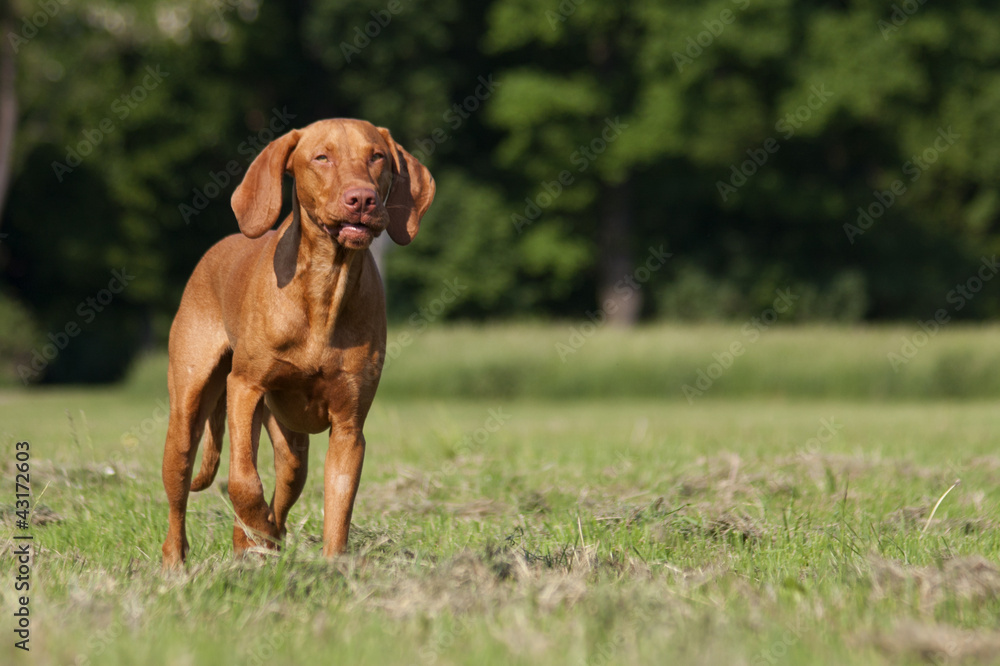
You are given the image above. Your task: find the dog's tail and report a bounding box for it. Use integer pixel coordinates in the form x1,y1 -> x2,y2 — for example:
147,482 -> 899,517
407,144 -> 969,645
190,394 -> 225,492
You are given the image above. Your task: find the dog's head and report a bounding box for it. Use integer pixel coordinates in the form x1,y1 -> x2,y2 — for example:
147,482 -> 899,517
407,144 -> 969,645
231,118 -> 435,249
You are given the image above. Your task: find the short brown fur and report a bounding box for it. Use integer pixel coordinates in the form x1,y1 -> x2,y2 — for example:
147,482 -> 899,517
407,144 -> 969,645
161,118 -> 435,567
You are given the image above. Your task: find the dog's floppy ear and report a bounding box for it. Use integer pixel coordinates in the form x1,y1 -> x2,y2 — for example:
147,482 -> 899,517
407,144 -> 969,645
377,128 -> 436,246
232,129 -> 301,238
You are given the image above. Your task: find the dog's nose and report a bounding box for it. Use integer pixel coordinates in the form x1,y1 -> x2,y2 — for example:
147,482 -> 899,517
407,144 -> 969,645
343,187 -> 377,214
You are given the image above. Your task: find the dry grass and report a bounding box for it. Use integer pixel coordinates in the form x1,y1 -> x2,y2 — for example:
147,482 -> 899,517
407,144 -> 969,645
873,622 -> 1000,664
4,341 -> 1000,664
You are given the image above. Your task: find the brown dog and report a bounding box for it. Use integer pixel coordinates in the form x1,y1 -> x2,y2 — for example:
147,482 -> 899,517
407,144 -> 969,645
160,118 -> 435,567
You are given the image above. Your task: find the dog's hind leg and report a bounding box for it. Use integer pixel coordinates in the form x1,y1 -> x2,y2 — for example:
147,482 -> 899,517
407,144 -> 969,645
264,411 -> 310,539
161,311 -> 230,568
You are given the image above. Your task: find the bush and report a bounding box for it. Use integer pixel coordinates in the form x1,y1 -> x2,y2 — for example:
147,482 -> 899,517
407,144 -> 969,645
0,292 -> 39,385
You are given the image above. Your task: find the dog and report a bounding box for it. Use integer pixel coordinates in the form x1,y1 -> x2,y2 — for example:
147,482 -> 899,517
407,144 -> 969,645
160,118 -> 435,567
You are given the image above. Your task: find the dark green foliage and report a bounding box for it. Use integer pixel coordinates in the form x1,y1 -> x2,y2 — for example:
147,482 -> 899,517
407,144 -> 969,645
2,0 -> 1000,381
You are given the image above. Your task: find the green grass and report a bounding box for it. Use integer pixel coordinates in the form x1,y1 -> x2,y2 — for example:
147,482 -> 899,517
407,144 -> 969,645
3,324 -> 1000,665
378,322 -> 1000,400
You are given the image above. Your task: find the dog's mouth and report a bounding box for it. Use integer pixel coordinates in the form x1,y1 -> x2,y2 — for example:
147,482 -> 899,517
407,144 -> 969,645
322,220 -> 384,248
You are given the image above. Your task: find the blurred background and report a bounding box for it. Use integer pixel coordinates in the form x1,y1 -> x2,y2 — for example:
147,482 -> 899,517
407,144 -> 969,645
1,0 -> 998,384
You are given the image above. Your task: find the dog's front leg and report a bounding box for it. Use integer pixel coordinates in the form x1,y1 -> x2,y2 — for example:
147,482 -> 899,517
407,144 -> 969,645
322,428 -> 366,557
227,375 -> 279,556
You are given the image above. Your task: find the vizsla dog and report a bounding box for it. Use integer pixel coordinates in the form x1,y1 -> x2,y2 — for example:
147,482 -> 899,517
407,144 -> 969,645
161,118 -> 434,567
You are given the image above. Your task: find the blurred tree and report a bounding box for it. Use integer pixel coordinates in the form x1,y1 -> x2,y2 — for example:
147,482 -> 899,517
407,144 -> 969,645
486,0 -> 1000,322
3,0 -> 279,381
300,0 -> 517,318
4,0 -> 1000,383
0,0 -> 16,221
484,2 -> 645,324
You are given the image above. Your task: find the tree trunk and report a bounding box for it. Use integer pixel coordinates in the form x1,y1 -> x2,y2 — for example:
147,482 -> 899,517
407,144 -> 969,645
0,4 -> 18,225
597,180 -> 640,326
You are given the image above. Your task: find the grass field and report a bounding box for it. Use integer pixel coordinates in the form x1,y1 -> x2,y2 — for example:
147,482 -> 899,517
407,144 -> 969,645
3,324 -> 1000,665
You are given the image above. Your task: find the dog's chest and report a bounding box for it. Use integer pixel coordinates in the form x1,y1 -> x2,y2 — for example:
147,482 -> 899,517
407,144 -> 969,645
256,331 -> 383,433
246,266 -> 385,433
262,352 -> 379,433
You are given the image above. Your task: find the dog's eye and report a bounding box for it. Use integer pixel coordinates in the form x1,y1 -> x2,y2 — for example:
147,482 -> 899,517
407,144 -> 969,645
314,155 -> 329,162
371,152 -> 385,163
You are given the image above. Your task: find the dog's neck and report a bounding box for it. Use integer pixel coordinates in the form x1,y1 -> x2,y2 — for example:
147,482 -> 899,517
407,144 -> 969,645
278,198 -> 365,342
